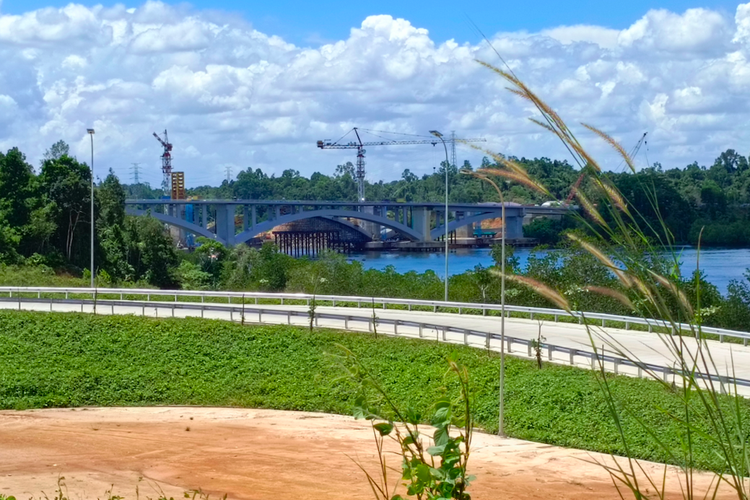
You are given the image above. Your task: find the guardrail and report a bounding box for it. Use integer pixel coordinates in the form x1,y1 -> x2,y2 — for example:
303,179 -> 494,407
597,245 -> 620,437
1,286 -> 747,343
1,294 -> 747,394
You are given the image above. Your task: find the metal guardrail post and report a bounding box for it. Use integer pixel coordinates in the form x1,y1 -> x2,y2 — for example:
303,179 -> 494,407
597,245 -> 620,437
287,311 -> 291,325
419,323 -> 423,338
394,321 -> 399,335
442,327 -> 446,341
547,345 -> 553,361
527,341 -> 532,357
463,329 -> 468,345
569,350 -> 575,365
344,317 -> 348,330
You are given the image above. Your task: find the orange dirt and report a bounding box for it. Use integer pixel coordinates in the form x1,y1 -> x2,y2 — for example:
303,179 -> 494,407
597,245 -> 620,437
0,407 -> 732,499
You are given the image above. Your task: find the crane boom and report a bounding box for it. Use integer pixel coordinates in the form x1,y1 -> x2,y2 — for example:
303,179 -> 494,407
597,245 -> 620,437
317,127 -> 486,201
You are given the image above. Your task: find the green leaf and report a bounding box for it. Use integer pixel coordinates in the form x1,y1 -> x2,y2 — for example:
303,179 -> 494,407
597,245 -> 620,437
433,426 -> 450,447
427,444 -> 447,456
415,463 -> 432,483
373,422 -> 394,436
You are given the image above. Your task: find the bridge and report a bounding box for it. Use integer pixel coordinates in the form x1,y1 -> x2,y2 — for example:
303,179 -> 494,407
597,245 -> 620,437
124,199 -> 569,247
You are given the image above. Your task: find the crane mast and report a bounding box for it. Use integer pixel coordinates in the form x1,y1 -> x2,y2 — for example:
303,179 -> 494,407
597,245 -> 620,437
317,128 -> 486,201
564,132 -> 647,204
153,130 -> 173,197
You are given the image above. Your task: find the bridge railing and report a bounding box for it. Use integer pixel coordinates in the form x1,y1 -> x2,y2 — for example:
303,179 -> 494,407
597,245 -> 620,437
1,286 -> 748,343
0,293 -> 747,394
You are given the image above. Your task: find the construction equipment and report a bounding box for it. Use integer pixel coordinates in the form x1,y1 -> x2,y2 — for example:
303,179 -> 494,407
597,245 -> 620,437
152,130 -> 173,197
564,132 -> 647,203
317,128 -> 486,202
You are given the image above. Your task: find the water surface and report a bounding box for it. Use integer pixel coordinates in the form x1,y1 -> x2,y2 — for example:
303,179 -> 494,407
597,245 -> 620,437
349,247 -> 750,295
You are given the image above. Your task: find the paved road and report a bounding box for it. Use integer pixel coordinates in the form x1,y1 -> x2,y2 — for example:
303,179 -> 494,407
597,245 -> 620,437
2,298 -> 748,395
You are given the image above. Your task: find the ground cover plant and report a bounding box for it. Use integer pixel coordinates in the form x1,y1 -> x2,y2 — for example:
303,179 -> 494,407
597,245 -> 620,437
0,310 -> 748,474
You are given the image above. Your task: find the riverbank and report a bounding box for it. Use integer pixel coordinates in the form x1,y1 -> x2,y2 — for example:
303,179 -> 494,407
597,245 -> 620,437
349,246 -> 750,295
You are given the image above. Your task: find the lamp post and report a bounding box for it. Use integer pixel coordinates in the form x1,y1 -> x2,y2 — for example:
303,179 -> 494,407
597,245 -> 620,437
430,130 -> 450,302
87,128 -> 95,288
470,172 -> 507,436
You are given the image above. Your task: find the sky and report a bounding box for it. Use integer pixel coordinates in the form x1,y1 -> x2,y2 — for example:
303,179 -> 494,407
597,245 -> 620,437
0,0 -> 749,189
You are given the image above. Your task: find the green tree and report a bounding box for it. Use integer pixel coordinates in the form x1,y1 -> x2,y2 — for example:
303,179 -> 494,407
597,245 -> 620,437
124,215 -> 179,288
0,148 -> 34,229
43,140 -> 70,161
38,154 -> 92,264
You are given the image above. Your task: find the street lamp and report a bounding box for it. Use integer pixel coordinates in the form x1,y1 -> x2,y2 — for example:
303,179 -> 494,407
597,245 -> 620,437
87,128 -> 95,289
467,172 -> 507,437
430,130 -> 450,302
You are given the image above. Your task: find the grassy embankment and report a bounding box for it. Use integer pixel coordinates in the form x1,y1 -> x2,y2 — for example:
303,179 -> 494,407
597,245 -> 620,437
0,310 -> 746,472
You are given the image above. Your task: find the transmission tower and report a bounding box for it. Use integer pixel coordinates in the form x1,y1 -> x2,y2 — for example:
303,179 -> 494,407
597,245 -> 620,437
130,163 -> 141,184
451,131 -> 457,169
225,166 -> 233,183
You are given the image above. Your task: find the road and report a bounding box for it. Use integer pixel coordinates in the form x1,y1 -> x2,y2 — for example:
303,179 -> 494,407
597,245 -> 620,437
1,298 -> 747,395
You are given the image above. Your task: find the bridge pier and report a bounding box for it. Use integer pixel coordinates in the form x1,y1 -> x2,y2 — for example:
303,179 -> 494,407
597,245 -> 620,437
505,213 -> 523,239
216,205 -> 236,246
412,207 -> 432,241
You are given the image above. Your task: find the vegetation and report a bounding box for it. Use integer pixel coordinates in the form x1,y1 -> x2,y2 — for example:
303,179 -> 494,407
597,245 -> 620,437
0,142 -> 179,287
472,55 -> 750,498
0,310 -> 748,474
341,350 -> 474,499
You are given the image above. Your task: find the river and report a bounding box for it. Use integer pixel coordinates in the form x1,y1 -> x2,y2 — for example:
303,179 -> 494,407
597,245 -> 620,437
348,247 -> 750,295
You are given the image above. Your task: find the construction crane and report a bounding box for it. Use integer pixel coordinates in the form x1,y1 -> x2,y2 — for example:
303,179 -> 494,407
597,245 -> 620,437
317,127 -> 486,201
152,130 -> 173,197
564,132 -> 647,204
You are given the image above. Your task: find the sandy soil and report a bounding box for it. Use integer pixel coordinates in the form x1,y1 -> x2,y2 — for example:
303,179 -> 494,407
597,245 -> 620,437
0,407 -> 731,499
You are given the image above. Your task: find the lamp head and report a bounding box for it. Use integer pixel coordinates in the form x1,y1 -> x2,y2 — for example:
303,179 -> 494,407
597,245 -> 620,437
87,129 -> 95,135
429,130 -> 442,138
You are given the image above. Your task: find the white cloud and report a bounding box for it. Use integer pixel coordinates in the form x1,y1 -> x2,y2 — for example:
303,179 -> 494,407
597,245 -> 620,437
541,25 -> 620,49
2,1 -> 750,187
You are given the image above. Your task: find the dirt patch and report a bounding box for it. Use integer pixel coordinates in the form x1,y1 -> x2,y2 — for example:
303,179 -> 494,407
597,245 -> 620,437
0,407 -> 730,499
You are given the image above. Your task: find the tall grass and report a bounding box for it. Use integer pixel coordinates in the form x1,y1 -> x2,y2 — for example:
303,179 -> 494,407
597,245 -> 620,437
476,55 -> 750,498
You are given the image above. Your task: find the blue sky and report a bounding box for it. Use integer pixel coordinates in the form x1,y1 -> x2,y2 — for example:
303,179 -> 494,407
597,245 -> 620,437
1,0 -> 749,186
1,0 -> 742,45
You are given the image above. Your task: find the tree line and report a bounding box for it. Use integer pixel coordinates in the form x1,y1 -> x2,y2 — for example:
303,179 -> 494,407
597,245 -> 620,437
0,140 -> 749,329
128,149 -> 750,246
0,141 -> 178,287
